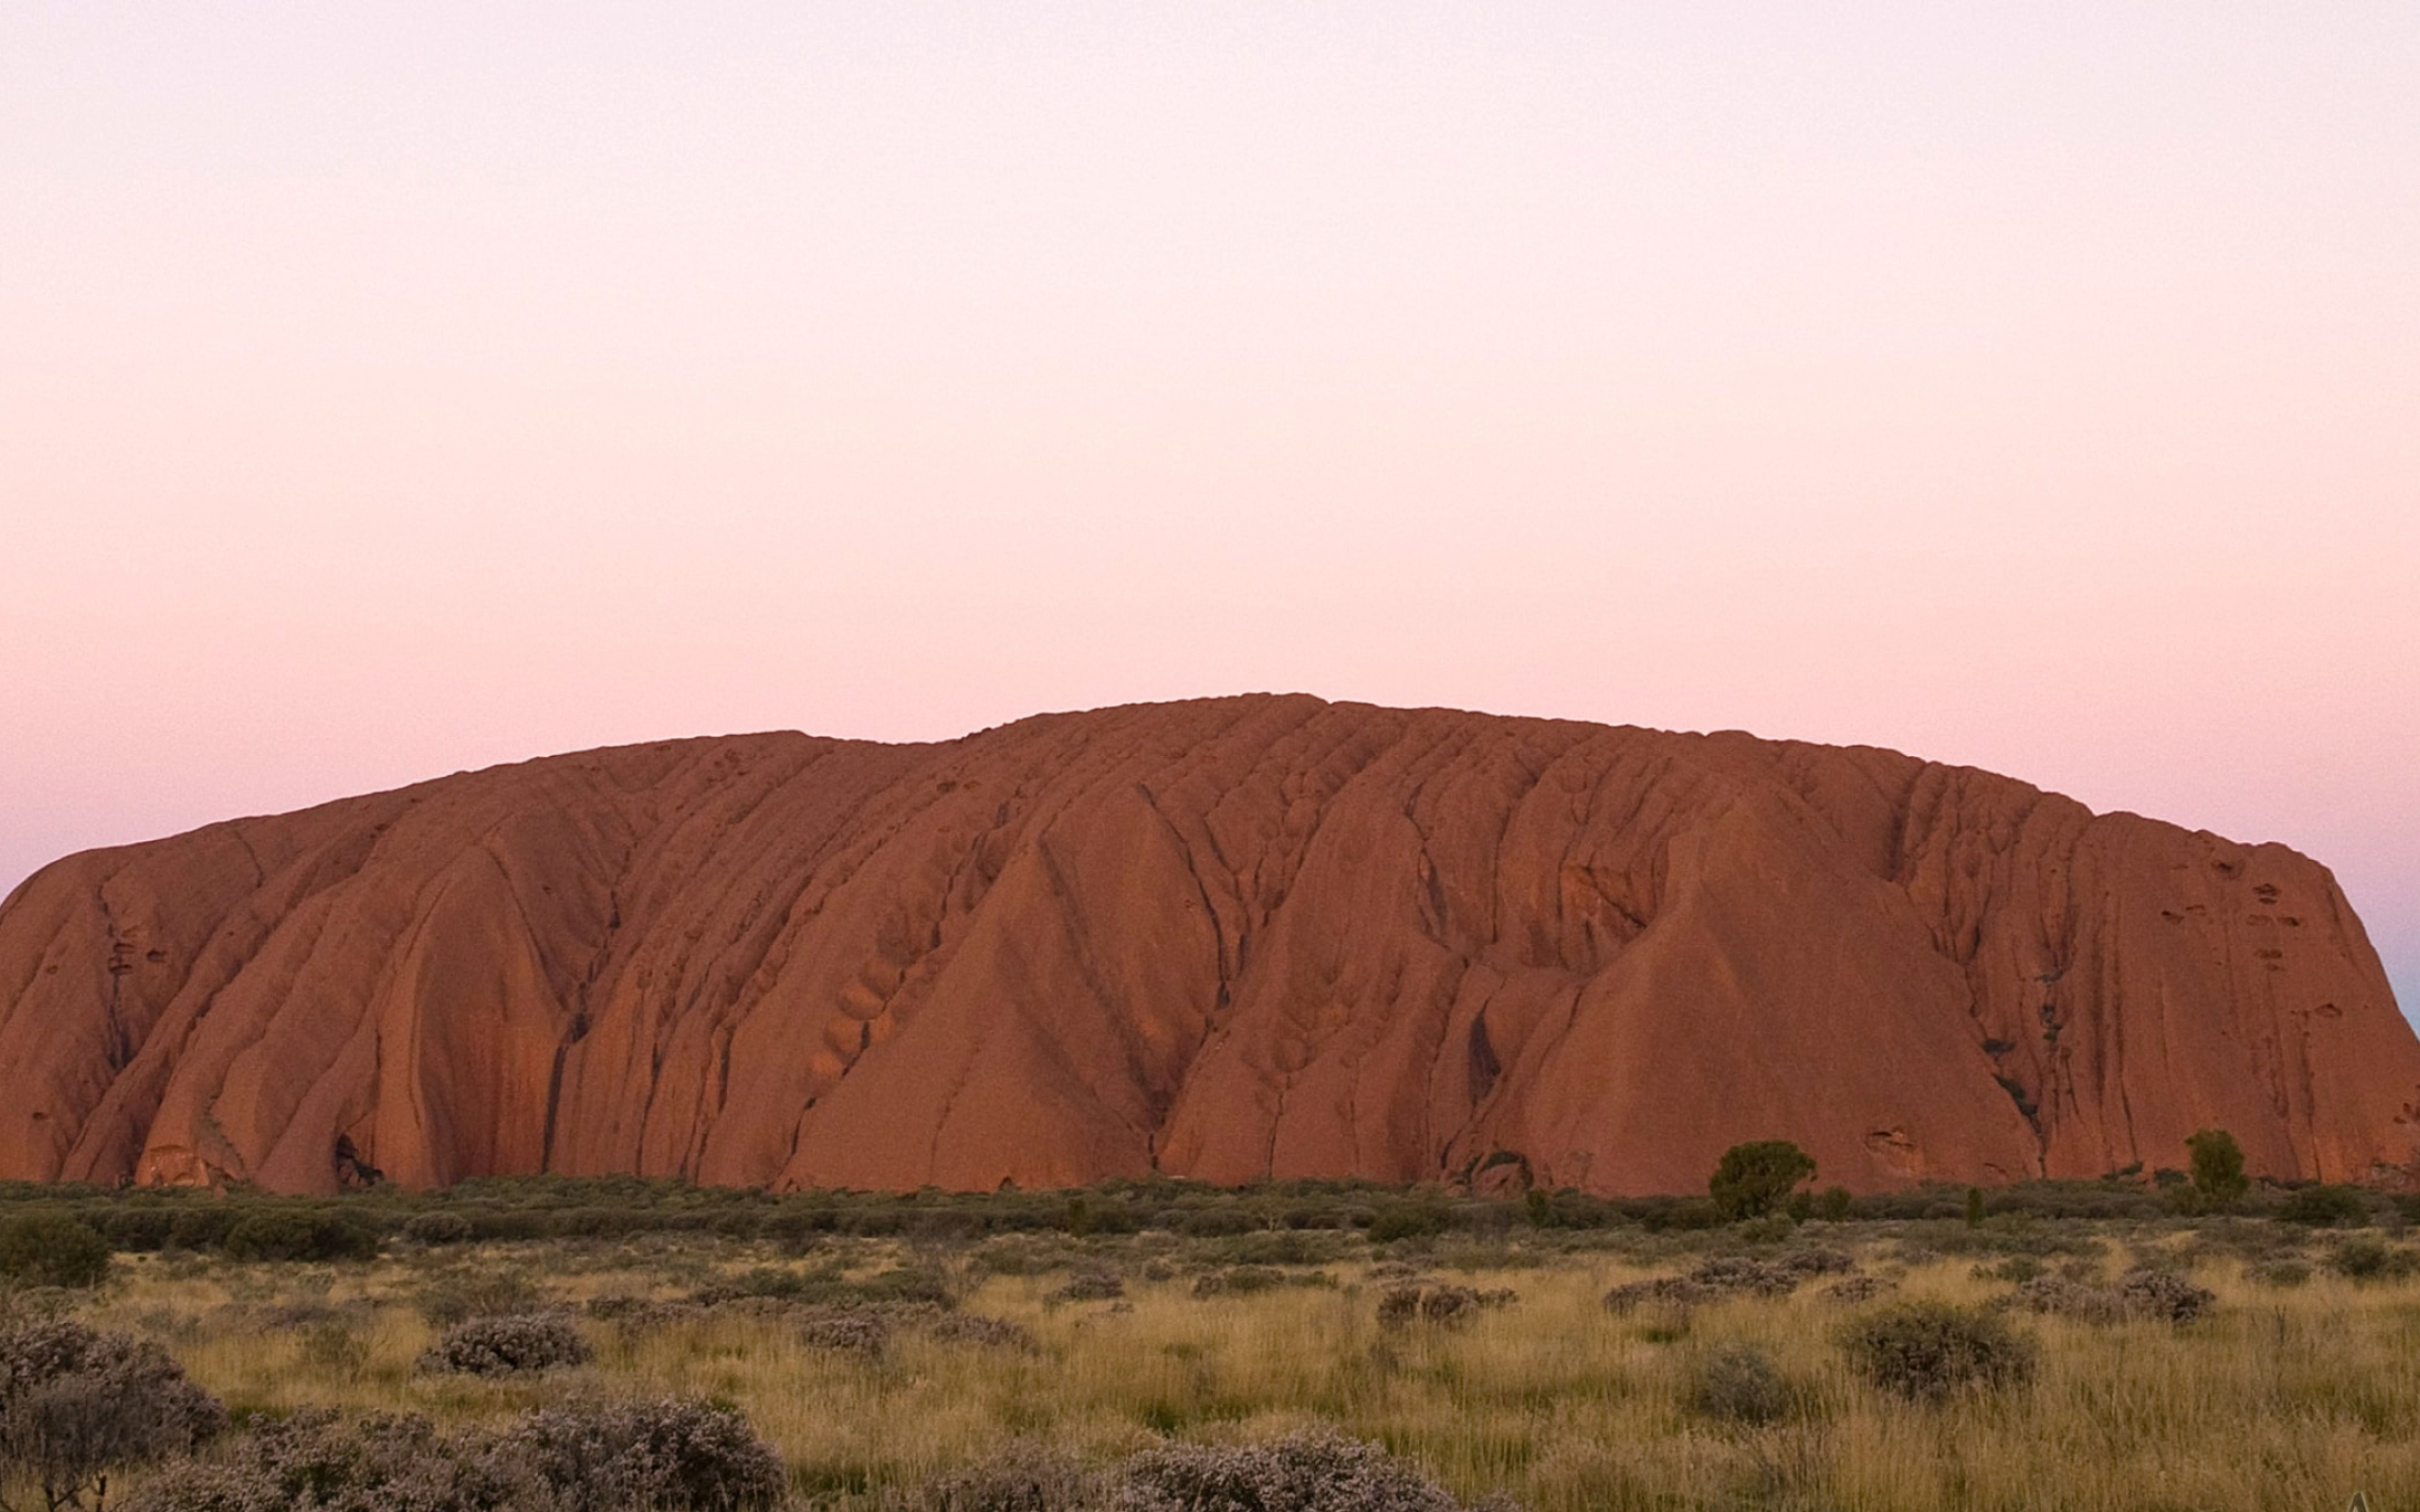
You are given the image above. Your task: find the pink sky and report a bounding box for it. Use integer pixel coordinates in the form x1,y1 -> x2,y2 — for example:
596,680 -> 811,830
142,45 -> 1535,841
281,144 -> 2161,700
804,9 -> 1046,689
4,5 -> 2415,1017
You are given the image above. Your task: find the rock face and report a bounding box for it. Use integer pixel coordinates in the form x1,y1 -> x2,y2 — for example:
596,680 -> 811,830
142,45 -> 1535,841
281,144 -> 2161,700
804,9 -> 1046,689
1,696 -> 2412,1195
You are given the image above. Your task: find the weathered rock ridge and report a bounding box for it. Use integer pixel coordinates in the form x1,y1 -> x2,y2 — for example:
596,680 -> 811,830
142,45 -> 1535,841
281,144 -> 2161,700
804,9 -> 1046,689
2,696 -> 2412,1195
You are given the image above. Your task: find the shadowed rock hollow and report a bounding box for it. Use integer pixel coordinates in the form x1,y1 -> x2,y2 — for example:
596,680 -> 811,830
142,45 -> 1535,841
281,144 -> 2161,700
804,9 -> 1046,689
2,696 -> 2413,1195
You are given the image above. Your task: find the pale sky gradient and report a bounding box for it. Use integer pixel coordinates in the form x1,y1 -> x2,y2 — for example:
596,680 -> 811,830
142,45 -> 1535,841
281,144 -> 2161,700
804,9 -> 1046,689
4,5 -> 2415,1018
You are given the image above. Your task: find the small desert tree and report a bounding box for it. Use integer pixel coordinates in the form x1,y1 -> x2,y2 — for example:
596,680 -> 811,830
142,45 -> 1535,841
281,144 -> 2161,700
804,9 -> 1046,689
1709,1141 -> 1818,1221
2186,1128 -> 2249,1212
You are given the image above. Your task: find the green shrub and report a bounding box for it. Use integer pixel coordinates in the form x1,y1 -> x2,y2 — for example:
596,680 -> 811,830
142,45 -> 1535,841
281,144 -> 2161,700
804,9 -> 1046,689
78,1206 -> 176,1253
220,1209 -> 380,1263
761,1208 -> 839,1250
1813,1187 -> 1853,1223
1709,1142 -> 1818,1221
402,1211 -> 475,1246
0,1210 -> 111,1289
164,1208 -> 239,1253
2329,1238 -> 2418,1281
1841,1300 -> 2037,1402
1217,1230 -> 1342,1266
1684,1343 -> 1790,1424
415,1268 -> 547,1326
1368,1199 -> 1452,1244
849,1264 -> 955,1307
702,1262 -> 952,1311
2277,1185 -> 2373,1228
1195,1265 -> 1286,1297
2186,1128 -> 2250,1211
1278,1203 -> 1357,1231
1177,1207 -> 1259,1238
300,1320 -> 371,1378
1729,1212 -> 1797,1246
2248,1258 -> 2312,1289
968,1237 -> 1069,1278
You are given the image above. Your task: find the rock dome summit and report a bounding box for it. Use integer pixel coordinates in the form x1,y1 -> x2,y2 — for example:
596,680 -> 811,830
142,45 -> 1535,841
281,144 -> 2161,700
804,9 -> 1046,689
1,695 -> 2411,1196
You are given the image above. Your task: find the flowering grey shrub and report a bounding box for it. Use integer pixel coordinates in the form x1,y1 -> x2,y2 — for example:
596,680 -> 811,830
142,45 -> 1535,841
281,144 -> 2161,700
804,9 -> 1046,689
416,1313 -> 593,1376
1841,1301 -> 2037,1402
924,1314 -> 1038,1352
500,1396 -> 786,1511
1599,1277 -> 1716,1315
798,1308 -> 890,1355
2116,1266 -> 2216,1324
908,1432 -> 1520,1512
127,1399 -> 785,1512
1046,1269 -> 1125,1305
1819,1275 -> 1898,1305
1772,1246 -> 1856,1279
1113,1432 -> 1464,1512
920,1440 -> 1101,1512
1684,1256 -> 1804,1298
1377,1284 -> 1504,1329
119,1410 -> 525,1512
1603,1251 -> 1842,1315
0,1318 -> 224,1510
2006,1274 -> 2131,1324
2005,1267 -> 2214,1325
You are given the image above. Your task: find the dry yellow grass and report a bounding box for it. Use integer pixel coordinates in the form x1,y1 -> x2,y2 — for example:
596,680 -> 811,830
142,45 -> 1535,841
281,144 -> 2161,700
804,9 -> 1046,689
56,1234 -> 2420,1510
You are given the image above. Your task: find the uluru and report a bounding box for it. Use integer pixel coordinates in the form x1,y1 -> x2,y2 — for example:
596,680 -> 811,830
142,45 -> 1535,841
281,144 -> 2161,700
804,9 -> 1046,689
0,695 -> 2411,1197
